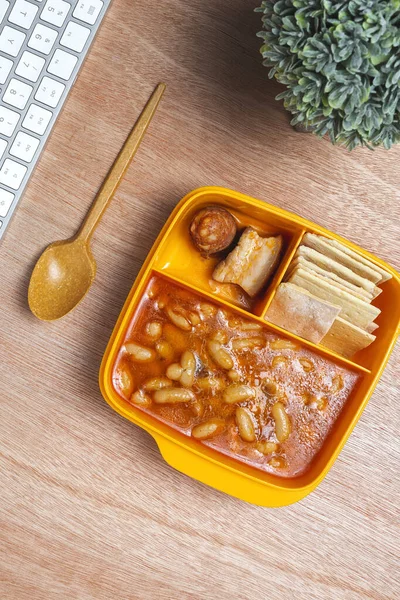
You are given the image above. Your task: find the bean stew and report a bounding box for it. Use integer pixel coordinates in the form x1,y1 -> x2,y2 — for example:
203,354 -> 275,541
113,275 -> 360,478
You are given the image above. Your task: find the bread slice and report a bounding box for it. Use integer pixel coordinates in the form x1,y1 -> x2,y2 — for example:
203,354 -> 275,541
321,317 -> 376,358
266,283 -> 341,344
287,267 -> 380,330
302,233 -> 382,284
296,246 -> 382,299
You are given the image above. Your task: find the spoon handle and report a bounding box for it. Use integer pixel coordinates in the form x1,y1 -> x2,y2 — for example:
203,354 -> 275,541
77,82 -> 166,242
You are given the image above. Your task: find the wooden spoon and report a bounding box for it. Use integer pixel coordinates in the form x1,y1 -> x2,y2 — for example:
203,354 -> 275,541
28,83 -> 166,321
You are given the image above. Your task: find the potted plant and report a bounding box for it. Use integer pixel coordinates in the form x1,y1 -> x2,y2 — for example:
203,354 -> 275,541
256,0 -> 400,149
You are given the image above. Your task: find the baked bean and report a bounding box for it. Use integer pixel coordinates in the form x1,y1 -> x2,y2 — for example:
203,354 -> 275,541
192,418 -> 225,440
124,342 -> 156,363
154,388 -> 195,404
330,374 -> 343,395
228,369 -> 240,382
272,402 -> 291,442
191,399 -> 205,417
155,340 -> 174,360
232,337 -> 264,350
188,311 -> 201,326
269,456 -> 287,469
236,407 -> 256,442
181,350 -> 195,370
270,339 -> 298,350
180,351 -> 196,387
272,355 -> 288,368
145,321 -> 163,340
196,376 -> 225,391
166,307 -> 192,331
212,330 -> 228,344
256,440 -> 279,455
116,365 -> 134,397
131,390 -> 151,407
207,340 -> 234,370
199,302 -> 217,318
241,322 -> 262,331
223,384 -> 256,404
166,363 -> 183,380
299,358 -> 314,372
166,352 -> 197,387
143,377 -> 172,391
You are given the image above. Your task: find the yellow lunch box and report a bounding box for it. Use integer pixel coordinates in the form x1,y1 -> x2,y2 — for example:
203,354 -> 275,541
99,186 -> 400,507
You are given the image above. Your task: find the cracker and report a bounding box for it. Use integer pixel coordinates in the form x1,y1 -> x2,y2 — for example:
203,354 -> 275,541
321,317 -> 376,358
322,236 -> 392,283
287,267 -> 380,330
302,233 -> 382,284
296,246 -> 381,299
266,283 -> 341,344
366,322 -> 379,334
288,256 -> 372,301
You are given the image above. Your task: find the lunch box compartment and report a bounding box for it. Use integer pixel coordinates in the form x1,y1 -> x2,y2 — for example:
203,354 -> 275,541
260,229 -> 400,372
152,194 -> 303,316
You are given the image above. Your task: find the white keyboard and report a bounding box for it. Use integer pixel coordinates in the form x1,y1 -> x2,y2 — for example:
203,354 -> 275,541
0,0 -> 112,241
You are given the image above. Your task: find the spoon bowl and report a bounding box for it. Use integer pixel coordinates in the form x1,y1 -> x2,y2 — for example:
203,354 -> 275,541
28,84 -> 165,321
28,238 -> 96,321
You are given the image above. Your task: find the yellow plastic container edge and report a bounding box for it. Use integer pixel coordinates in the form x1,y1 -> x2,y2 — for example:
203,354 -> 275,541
99,186 -> 400,507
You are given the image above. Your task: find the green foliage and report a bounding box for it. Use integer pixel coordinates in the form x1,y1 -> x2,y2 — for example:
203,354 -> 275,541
256,0 -> 400,149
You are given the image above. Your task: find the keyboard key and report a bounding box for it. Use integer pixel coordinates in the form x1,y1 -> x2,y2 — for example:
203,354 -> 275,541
0,159 -> 27,190
0,1 -> 10,23
35,76 -> 65,108
0,138 -> 7,160
0,106 -> 20,136
41,0 -> 70,27
60,21 -> 90,53
10,131 -> 40,163
3,78 -> 33,110
0,26 -> 26,58
73,0 -> 103,25
28,23 -> 58,55
22,103 -> 52,135
15,51 -> 46,83
9,0 -> 38,30
0,55 -> 13,85
0,188 -> 15,218
48,49 -> 78,81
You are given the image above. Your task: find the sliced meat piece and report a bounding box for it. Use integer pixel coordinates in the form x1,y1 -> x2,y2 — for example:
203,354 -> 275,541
213,227 -> 282,297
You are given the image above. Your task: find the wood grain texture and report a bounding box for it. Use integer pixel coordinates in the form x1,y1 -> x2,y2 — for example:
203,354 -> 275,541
1,1 -> 399,599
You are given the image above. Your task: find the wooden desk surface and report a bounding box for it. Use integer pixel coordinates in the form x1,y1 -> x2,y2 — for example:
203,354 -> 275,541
1,1 -> 399,598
